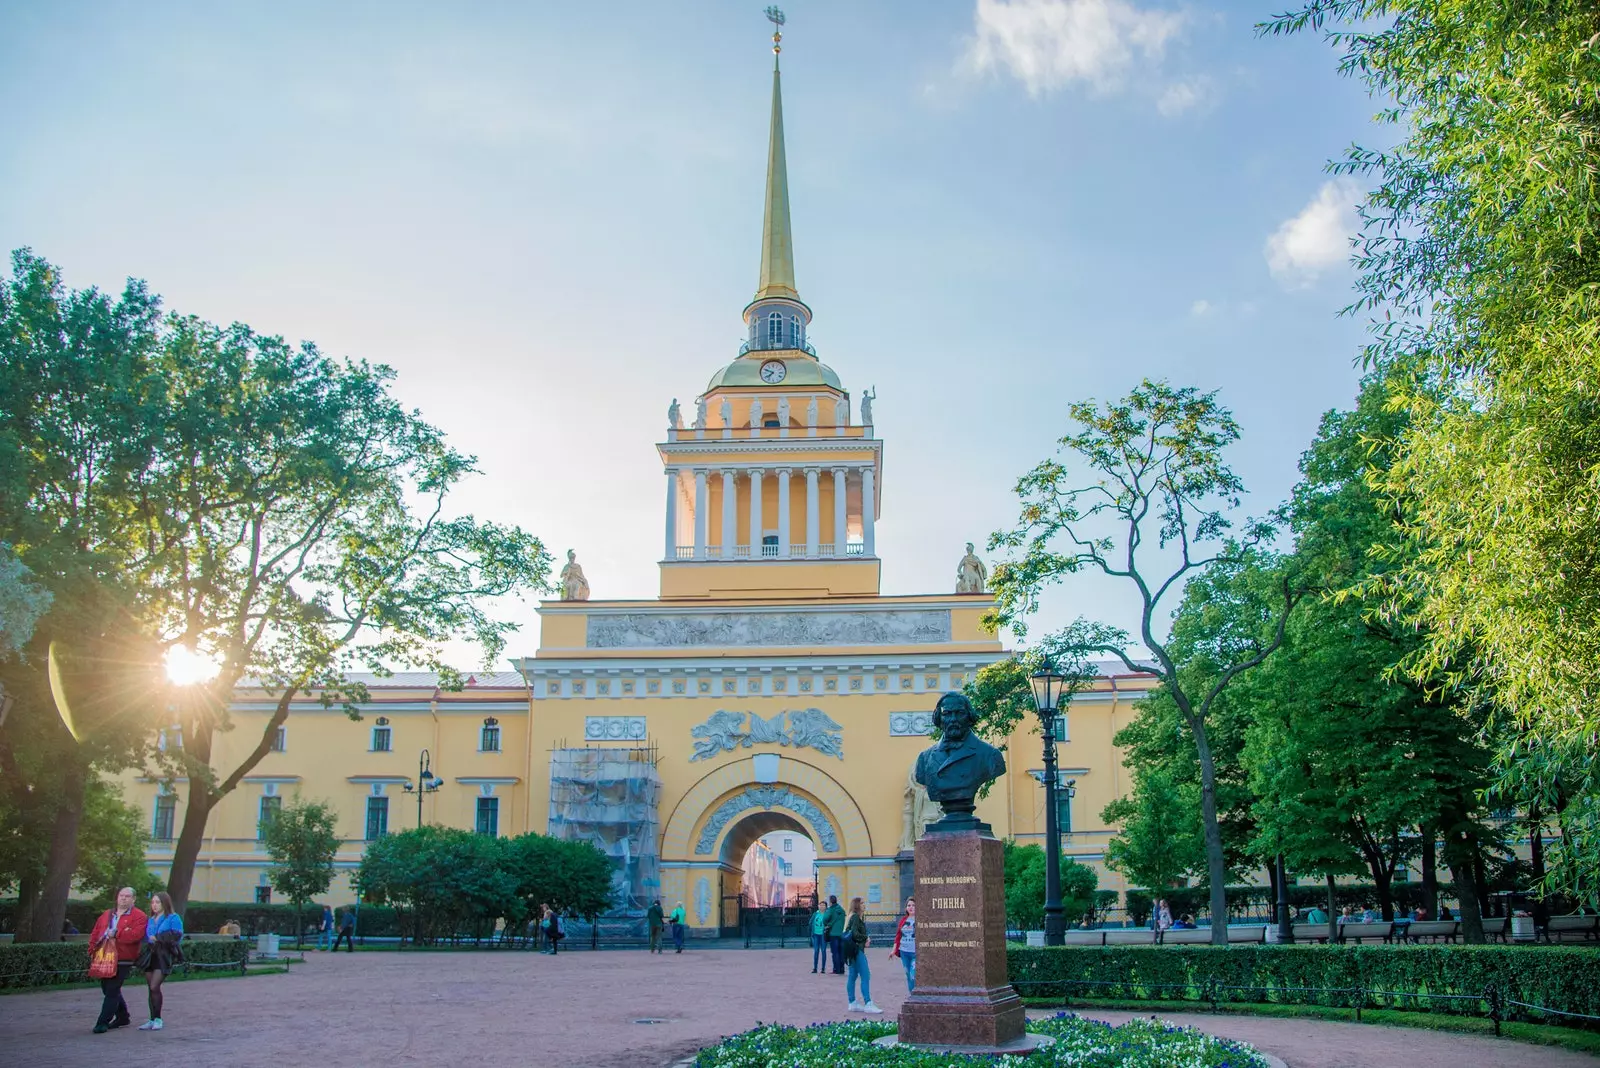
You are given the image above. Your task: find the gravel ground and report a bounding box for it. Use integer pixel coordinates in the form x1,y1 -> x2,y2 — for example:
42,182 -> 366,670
0,948 -> 1591,1068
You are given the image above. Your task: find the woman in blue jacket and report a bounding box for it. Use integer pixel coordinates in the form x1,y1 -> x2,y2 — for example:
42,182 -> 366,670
140,891 -> 184,1031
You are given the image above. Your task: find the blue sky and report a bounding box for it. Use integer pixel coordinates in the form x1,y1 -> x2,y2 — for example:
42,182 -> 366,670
0,1 -> 1383,668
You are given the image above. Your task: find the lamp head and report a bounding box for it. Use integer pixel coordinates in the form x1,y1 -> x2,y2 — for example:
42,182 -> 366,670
1029,662 -> 1066,719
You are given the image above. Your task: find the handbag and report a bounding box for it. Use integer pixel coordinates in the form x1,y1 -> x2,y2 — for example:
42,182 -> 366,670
135,942 -> 153,972
89,941 -> 118,980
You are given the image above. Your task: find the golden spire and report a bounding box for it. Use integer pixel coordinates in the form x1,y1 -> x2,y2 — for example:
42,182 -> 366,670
754,6 -> 799,302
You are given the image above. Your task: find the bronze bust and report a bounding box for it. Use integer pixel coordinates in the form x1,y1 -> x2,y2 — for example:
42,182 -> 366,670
913,692 -> 1006,835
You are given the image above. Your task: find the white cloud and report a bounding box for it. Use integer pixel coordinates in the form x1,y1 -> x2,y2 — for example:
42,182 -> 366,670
1156,76 -> 1214,116
964,0 -> 1186,97
1189,298 -> 1212,316
1264,179 -> 1362,287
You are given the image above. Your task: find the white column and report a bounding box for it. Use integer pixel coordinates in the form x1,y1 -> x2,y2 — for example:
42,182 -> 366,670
664,468 -> 678,560
720,469 -> 738,559
749,468 -> 764,557
776,468 -> 792,558
862,466 -> 876,556
693,469 -> 709,560
804,468 -> 820,558
832,468 -> 847,557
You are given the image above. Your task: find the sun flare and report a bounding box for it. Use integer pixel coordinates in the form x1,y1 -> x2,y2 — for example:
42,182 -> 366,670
164,644 -> 221,687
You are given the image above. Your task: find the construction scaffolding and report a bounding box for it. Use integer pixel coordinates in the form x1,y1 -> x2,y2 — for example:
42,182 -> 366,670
547,745 -> 662,915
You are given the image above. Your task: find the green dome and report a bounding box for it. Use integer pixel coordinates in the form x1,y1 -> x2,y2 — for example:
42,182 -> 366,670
706,357 -> 843,392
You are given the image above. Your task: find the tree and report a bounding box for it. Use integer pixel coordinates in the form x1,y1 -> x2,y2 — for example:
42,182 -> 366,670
502,834 -> 616,924
357,826 -> 521,945
0,546 -> 50,661
1263,1 -> 1600,900
989,380 -> 1302,943
1100,766 -> 1206,894
263,798 -> 340,947
1001,841 -> 1097,930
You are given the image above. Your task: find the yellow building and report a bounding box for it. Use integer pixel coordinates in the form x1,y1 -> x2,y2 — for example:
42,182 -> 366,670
124,38 -> 1159,925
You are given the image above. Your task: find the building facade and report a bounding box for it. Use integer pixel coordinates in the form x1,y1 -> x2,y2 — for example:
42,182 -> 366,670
122,39 -> 1159,924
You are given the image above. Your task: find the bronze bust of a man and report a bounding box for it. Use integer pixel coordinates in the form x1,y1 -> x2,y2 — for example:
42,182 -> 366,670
913,692 -> 1006,835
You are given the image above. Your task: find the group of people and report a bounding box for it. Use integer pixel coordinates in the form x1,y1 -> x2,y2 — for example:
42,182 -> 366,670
644,900 -> 687,953
87,887 -> 183,1034
313,905 -> 357,951
804,893 -> 923,1013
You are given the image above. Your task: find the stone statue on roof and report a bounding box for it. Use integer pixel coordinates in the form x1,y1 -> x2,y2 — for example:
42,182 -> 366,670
750,398 -> 763,428
776,396 -> 790,426
719,396 -> 732,428
956,542 -> 988,594
836,395 -> 850,427
693,396 -> 707,430
806,396 -> 818,427
860,387 -> 875,426
667,398 -> 681,429
560,550 -> 591,601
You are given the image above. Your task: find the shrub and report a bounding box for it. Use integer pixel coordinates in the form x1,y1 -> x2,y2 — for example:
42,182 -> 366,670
0,898 -> 401,939
0,937 -> 248,990
1007,944 -> 1600,1028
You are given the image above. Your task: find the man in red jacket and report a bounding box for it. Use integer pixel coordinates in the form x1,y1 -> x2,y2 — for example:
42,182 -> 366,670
89,886 -> 148,1033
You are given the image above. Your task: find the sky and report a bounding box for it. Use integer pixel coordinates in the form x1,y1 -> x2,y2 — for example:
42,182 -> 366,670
0,0 -> 1385,670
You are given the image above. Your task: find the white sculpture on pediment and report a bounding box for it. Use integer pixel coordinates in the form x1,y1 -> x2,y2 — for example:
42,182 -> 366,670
667,397 -> 681,429
956,542 -> 988,594
806,396 -> 818,427
719,396 -> 732,428
776,396 -> 790,427
859,387 -> 875,425
560,550 -> 591,601
693,396 -> 708,430
749,398 -> 763,428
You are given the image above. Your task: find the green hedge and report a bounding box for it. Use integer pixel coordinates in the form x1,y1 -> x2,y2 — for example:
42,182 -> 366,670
1007,945 -> 1600,1028
0,900 -> 402,939
1122,884 -> 1462,925
0,938 -> 249,990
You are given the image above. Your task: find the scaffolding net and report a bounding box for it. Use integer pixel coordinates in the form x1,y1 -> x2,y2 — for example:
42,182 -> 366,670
547,746 -> 661,916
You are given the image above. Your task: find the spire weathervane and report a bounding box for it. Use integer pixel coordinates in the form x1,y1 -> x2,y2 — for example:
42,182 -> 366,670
765,6 -> 785,64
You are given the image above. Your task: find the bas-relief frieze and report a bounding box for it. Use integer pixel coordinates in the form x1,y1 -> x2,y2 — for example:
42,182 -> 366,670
694,786 -> 840,854
689,708 -> 843,761
584,716 -> 647,741
586,609 -> 952,649
889,711 -> 935,737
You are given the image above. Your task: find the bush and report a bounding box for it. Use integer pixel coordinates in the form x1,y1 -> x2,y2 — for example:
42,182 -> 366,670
689,1015 -> 1270,1067
1006,944 -> 1600,1028
0,937 -> 248,990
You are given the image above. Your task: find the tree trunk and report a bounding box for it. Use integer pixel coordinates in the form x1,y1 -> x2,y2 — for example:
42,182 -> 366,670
165,786 -> 214,913
13,874 -> 40,940
1421,829 -> 1438,918
1526,804 -> 1548,929
1326,874 -> 1338,944
22,755 -> 87,944
1190,718 -> 1229,945
1442,827 -> 1485,944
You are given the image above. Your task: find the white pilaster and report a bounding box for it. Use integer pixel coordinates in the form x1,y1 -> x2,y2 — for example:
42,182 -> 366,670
694,469 -> 709,560
832,467 -> 847,557
749,468 -> 765,558
862,466 -> 876,557
664,468 -> 678,560
720,469 -> 738,559
805,468 -> 820,558
776,468 -> 792,559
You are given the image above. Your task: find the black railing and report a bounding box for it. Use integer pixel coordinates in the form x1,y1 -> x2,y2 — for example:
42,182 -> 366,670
739,337 -> 816,357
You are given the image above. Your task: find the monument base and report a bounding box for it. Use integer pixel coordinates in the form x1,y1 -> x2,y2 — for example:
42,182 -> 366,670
872,1032 -> 1055,1057
897,831 -> 1025,1048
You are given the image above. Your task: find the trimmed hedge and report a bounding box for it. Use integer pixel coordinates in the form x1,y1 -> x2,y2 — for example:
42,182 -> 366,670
1007,945 -> 1600,1028
0,938 -> 249,990
0,900 -> 402,939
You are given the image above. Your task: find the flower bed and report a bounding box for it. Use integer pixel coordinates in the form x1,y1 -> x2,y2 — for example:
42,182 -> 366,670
692,1014 -> 1270,1067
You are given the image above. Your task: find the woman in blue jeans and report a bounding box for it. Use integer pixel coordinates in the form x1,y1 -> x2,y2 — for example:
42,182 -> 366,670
810,904 -> 828,973
889,897 -> 916,991
843,897 -> 882,1013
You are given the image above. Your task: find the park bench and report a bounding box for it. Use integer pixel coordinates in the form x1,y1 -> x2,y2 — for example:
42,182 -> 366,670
1062,930 -> 1105,946
1542,915 -> 1600,943
1160,928 -> 1212,945
1404,920 -> 1459,943
1291,922 -> 1336,944
1225,925 -> 1267,943
183,933 -> 242,943
1104,928 -> 1158,946
1338,921 -> 1394,943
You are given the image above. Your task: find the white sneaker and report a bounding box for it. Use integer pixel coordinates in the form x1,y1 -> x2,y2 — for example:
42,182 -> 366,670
862,1002 -> 884,1014
847,1001 -> 861,1012
138,1021 -> 157,1031
151,1019 -> 163,1031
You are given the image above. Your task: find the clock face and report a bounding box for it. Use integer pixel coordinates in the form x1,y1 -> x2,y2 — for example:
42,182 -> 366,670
760,360 -> 787,384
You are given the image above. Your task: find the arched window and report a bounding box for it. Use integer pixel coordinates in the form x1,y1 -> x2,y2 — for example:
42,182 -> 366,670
768,311 -> 783,346
790,316 -> 802,347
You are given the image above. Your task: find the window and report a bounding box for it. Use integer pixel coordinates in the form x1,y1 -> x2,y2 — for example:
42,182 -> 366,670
257,795 -> 281,841
371,724 -> 392,752
365,796 -> 389,841
153,795 -> 176,841
476,796 -> 500,838
1050,715 -> 1069,743
767,311 -> 782,345
480,718 -> 501,752
783,837 -> 792,853
255,886 -> 272,904
790,316 -> 801,347
271,725 -> 286,752
158,725 -> 182,751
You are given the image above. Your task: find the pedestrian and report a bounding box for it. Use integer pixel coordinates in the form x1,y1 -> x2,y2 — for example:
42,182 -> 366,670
843,896 -> 881,1013
88,886 -> 147,1033
809,901 -> 828,974
331,907 -> 355,952
544,904 -> 563,955
646,899 -> 664,954
669,901 -> 686,953
824,894 -> 846,974
317,904 -> 334,951
138,891 -> 183,1031
890,897 -> 916,992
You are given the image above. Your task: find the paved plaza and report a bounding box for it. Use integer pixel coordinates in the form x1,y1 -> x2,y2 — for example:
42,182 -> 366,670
0,948 -> 1592,1068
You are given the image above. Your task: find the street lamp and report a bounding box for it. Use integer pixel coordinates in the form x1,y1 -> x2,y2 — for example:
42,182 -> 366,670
1028,662 -> 1068,946
402,748 -> 443,828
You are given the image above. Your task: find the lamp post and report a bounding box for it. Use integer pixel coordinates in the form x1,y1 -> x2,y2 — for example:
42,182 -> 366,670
402,748 -> 443,828
1029,662 -> 1068,946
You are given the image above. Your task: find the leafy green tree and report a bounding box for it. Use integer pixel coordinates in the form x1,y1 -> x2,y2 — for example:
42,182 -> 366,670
356,826 -> 520,945
263,798 -> 340,947
1100,766 -> 1206,893
0,546 -> 50,660
0,775 -> 157,923
1263,1 -> 1600,900
1001,840 -> 1098,930
989,380 -> 1302,943
502,833 -> 616,924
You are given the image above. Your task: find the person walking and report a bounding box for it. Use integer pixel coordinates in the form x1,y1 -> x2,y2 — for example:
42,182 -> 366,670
139,891 -> 183,1031
890,897 -> 916,992
809,901 -> 828,973
843,896 -> 881,1013
331,907 -> 356,952
646,899 -> 664,954
543,905 -> 563,955
89,886 -> 147,1033
823,894 -> 846,974
668,901 -> 686,953
317,904 -> 334,951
